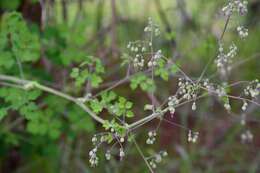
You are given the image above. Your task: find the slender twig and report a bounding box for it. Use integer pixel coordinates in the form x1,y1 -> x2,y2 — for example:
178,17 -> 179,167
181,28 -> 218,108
132,137 -> 154,173
0,74 -> 105,124
197,15 -> 231,83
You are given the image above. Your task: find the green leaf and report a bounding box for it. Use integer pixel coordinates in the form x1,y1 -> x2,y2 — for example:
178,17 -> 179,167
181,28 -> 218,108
126,110 -> 134,118
0,12 -> 40,64
101,91 -> 117,104
70,68 -> 79,78
0,51 -> 14,69
90,74 -> 102,88
103,120 -> 111,130
0,108 -> 8,121
170,63 -> 179,74
68,104 -> 95,132
90,99 -> 103,113
125,101 -> 133,109
130,74 -> 155,92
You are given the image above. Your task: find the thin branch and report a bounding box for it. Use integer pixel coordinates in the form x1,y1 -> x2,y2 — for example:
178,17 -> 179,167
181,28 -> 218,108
0,74 -> 105,124
132,137 -> 154,173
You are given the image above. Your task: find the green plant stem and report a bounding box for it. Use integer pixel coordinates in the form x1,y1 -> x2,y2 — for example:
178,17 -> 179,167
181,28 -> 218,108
0,74 -> 105,124
1,74 -> 259,131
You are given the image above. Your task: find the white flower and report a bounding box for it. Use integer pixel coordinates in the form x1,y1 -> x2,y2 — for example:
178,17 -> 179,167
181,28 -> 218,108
120,137 -> 125,143
188,130 -> 199,143
192,102 -> 196,111
105,150 -> 111,160
242,101 -> 248,111
237,26 -> 248,38
146,131 -> 157,145
89,147 -> 99,167
241,130 -> 253,143
91,135 -> 97,144
224,103 -> 231,111
119,148 -> 125,158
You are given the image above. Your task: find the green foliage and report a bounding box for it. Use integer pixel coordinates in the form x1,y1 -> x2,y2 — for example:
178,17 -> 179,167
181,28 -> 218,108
70,56 -> 104,88
0,0 -> 21,10
0,88 -> 62,139
111,96 -> 134,118
90,99 -> 104,113
67,105 -> 95,133
103,119 -> 127,138
0,12 -> 40,70
42,21 -> 96,67
0,88 -> 42,110
89,91 -> 134,118
0,1 -> 259,171
130,73 -> 155,92
154,59 -> 179,81
100,91 -> 117,104
0,107 -> 8,121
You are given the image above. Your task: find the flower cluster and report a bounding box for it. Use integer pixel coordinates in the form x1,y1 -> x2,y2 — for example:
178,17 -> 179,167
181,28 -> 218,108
105,150 -> 111,160
244,79 -> 260,98
178,78 -> 199,100
127,41 -> 146,69
148,50 -> 162,67
241,130 -> 253,143
240,114 -> 246,126
224,102 -> 231,111
191,102 -> 197,111
188,130 -> 199,143
167,78 -> 203,114
119,148 -> 125,160
148,151 -> 168,169
125,18 -> 164,70
144,17 -> 160,36
89,147 -> 99,167
146,131 -> 157,145
241,101 -> 248,111
216,43 -> 237,72
222,0 -> 248,16
237,26 -> 248,39
168,96 -> 179,114
91,135 -> 98,144
215,84 -> 231,111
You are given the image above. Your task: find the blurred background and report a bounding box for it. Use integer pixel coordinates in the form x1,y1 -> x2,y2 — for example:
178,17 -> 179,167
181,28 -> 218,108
0,0 -> 260,172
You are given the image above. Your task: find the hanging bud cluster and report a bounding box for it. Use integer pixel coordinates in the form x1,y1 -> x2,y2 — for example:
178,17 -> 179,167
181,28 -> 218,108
237,26 -> 248,39
89,147 -> 98,167
168,96 -> 179,114
148,50 -> 162,67
144,17 -> 160,36
216,43 -> 238,74
222,0 -> 248,16
244,79 -> 260,99
148,151 -> 168,169
188,130 -> 199,143
146,131 -> 157,145
241,130 -> 253,143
